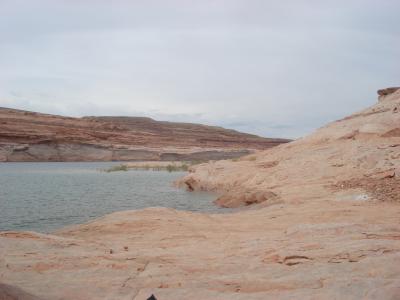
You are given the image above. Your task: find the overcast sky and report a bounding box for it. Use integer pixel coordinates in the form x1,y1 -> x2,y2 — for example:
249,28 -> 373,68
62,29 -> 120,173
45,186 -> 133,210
0,0 -> 399,138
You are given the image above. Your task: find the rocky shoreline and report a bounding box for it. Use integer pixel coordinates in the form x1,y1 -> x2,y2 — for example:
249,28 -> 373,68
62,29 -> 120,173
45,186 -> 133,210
177,87 -> 400,208
0,88 -> 399,299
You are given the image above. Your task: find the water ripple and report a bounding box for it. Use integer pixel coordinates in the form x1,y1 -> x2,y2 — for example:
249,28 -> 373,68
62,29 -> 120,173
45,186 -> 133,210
0,162 -> 223,233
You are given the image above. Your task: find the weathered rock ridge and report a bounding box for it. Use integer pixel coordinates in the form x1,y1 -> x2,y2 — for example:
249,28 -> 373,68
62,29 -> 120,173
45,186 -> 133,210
0,108 -> 290,162
0,89 -> 400,299
178,88 -> 400,208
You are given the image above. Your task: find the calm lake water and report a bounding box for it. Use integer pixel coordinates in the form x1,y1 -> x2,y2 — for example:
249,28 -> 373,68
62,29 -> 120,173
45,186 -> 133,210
0,162 -> 220,233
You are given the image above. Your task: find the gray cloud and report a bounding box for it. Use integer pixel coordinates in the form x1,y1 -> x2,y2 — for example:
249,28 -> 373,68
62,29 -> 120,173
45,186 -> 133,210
0,0 -> 399,138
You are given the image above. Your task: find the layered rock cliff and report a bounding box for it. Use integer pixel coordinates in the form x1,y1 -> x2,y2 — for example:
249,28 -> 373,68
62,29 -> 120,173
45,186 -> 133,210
0,108 -> 290,162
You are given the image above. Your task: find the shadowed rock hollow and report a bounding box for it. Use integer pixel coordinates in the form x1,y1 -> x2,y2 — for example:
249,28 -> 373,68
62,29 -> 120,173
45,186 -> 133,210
0,88 -> 399,300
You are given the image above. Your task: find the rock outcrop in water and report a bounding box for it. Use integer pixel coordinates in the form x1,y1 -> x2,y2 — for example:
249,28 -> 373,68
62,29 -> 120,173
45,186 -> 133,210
0,108 -> 290,162
0,88 -> 400,299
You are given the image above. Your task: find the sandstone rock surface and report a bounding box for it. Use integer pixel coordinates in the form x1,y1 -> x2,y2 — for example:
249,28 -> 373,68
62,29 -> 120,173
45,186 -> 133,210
0,283 -> 43,300
1,89 -> 400,299
378,87 -> 400,98
178,88 -> 400,208
0,108 -> 289,162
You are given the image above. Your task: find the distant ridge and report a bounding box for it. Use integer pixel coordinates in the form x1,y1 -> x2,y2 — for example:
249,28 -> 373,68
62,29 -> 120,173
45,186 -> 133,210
0,107 -> 290,162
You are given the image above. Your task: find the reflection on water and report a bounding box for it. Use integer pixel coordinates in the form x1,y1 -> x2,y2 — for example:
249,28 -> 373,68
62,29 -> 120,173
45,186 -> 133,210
0,162 -> 220,233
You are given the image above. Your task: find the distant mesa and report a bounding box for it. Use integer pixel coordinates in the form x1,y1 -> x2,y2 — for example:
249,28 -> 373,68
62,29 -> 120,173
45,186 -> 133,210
0,107 -> 290,162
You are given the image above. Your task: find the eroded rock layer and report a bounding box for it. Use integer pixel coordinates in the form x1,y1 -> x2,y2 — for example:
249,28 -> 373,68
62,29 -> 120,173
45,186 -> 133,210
0,108 -> 290,162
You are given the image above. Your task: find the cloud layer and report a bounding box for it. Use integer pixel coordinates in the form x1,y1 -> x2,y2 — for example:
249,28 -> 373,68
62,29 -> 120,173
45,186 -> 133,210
0,0 -> 399,138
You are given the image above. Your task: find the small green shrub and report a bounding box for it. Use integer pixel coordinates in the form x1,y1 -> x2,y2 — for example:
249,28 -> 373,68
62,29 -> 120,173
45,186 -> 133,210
102,164 -> 128,172
102,162 -> 193,173
166,164 -> 182,172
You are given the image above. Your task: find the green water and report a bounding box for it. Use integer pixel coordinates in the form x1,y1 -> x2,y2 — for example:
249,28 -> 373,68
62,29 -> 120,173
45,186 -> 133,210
0,162 -> 220,233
